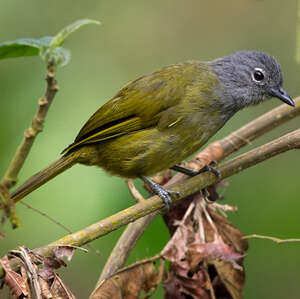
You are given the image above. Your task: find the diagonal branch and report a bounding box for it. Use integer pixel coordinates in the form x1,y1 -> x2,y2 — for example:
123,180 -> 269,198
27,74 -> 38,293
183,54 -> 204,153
0,64 -> 58,228
97,211 -> 159,283
96,97 -> 300,285
0,64 -> 59,190
1,128 -> 300,279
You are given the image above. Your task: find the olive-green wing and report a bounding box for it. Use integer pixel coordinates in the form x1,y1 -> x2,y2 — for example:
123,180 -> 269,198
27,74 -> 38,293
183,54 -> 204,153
62,62 -> 199,154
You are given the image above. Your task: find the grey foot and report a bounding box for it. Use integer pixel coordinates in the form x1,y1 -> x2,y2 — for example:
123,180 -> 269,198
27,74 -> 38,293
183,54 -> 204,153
141,176 -> 179,209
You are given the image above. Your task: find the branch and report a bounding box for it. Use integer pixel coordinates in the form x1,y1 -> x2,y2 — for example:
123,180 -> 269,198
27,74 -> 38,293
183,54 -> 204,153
1,128 -> 300,279
0,65 -> 58,228
96,212 -> 159,283
243,234 -> 300,244
0,65 -> 59,189
125,179 -> 146,203
95,97 -> 300,286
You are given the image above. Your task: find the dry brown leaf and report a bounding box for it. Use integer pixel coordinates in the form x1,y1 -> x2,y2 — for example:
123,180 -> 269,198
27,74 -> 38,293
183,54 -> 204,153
162,219 -> 192,266
189,233 -> 244,271
1,248 -> 76,299
209,207 -> 248,253
35,254 -> 76,299
39,276 -> 53,299
164,263 -> 211,299
211,260 -> 245,299
38,256 -> 66,281
49,273 -> 76,299
162,218 -> 212,298
0,256 -> 30,298
91,261 -> 159,299
54,246 -> 75,262
162,193 -> 247,299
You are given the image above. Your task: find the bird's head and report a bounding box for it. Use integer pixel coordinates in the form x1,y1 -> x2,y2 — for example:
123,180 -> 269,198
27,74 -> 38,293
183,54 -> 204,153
208,51 -> 294,114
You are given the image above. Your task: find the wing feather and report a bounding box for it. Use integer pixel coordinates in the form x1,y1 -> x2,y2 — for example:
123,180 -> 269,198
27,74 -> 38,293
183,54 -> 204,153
62,61 -> 200,154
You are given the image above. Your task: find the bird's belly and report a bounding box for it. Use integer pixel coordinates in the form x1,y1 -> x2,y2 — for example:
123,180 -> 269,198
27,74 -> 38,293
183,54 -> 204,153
90,126 -> 213,178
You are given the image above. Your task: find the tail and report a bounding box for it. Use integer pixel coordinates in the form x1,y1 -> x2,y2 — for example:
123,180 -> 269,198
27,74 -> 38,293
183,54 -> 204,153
11,152 -> 79,203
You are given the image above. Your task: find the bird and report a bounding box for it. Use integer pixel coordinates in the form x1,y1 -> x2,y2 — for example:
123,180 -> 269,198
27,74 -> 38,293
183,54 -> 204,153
11,51 -> 294,207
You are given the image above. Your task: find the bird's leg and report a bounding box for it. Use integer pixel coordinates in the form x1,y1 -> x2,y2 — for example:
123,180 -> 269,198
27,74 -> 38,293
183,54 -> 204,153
171,165 -> 199,177
171,163 -> 221,204
171,161 -> 221,178
140,176 -> 179,209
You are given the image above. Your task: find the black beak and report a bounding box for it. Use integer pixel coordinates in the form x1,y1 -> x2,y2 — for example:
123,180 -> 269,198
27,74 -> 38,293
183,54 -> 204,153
270,87 -> 295,107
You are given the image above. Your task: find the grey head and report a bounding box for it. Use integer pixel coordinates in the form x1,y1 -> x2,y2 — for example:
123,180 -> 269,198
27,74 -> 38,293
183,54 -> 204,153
207,51 -> 294,116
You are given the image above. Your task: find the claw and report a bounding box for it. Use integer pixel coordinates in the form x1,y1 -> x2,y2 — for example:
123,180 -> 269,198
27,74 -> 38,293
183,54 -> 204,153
141,176 -> 179,209
204,164 -> 221,178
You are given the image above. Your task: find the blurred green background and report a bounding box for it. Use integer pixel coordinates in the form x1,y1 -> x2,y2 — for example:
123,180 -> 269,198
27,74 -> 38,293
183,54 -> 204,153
1,0 -> 300,298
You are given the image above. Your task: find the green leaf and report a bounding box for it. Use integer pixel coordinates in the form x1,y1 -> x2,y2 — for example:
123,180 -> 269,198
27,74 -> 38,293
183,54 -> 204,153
0,19 -> 100,66
0,37 -> 53,60
49,19 -> 100,49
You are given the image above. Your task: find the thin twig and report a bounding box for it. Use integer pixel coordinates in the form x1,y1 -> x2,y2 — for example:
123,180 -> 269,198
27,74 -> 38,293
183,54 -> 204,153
46,244 -> 89,253
243,234 -> 300,244
125,179 -> 145,203
96,212 -> 159,284
201,200 -> 218,235
20,202 -> 73,234
20,202 -> 99,254
212,202 -> 237,212
0,64 -> 59,189
1,128 -> 300,278
0,184 -> 19,228
110,253 -> 162,276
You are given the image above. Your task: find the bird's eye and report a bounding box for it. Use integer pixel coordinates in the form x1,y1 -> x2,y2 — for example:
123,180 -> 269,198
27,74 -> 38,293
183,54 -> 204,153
252,68 -> 265,82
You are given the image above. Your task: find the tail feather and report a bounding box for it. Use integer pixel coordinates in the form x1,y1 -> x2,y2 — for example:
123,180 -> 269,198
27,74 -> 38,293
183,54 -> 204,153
11,153 -> 78,203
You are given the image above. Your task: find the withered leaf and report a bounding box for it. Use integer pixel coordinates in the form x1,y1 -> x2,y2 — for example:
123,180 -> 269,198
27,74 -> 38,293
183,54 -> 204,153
38,256 -> 66,281
91,261 -> 159,299
164,264 -> 211,299
161,219 -> 192,266
162,195 -> 247,299
54,246 -> 75,262
212,260 -> 245,299
0,256 -> 29,298
46,256 -> 67,269
37,255 -> 76,299
189,233 -> 244,271
39,276 -> 52,299
50,273 -> 76,299
209,207 -> 248,253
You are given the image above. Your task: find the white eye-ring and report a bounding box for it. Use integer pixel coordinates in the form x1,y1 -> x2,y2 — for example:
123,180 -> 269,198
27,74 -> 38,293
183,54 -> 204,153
252,68 -> 265,83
